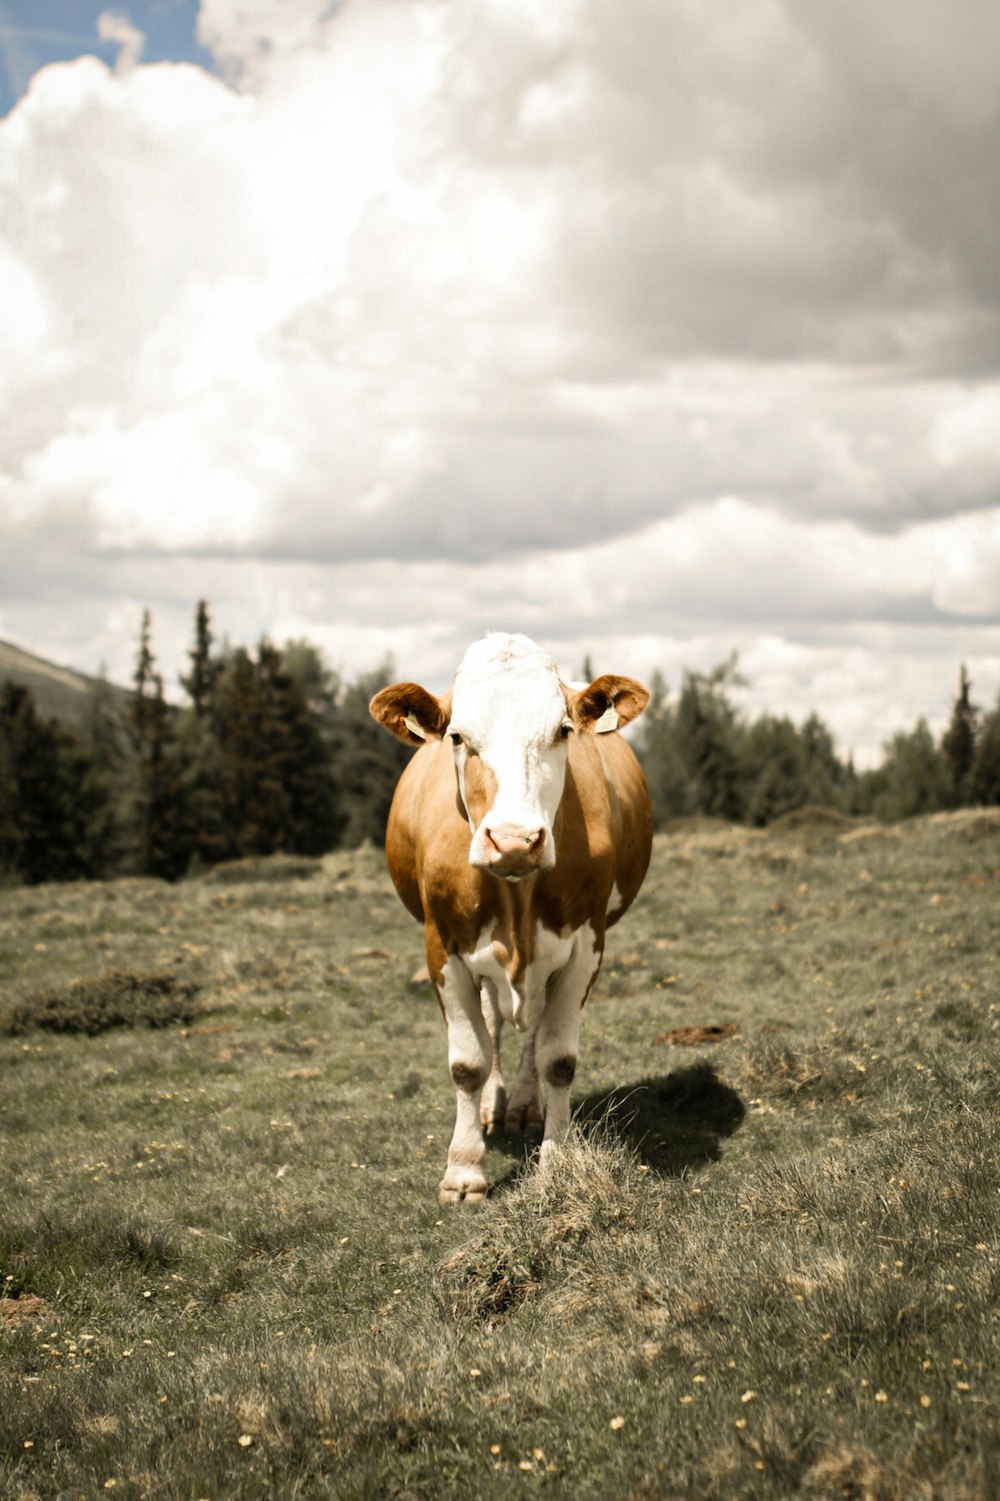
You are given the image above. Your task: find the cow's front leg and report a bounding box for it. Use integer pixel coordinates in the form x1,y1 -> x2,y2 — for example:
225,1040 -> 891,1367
535,935 -> 600,1165
438,956 -> 491,1204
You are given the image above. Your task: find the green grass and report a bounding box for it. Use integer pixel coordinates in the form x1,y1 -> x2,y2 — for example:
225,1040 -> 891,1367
1,811 -> 998,1499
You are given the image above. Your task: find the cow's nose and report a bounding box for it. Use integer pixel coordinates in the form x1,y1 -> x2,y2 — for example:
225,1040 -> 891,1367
484,823 -> 546,863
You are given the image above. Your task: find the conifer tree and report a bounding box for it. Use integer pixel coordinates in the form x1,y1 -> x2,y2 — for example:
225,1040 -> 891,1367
283,638 -> 340,716
739,711 -> 846,825
129,610 -> 158,871
129,611 -> 188,878
631,670 -> 694,824
941,665 -> 979,807
213,646 -> 270,856
132,610 -> 157,742
741,715 -> 808,826
673,656 -> 745,821
0,682 -> 107,882
969,695 -> 1000,806
81,670 -> 130,874
326,662 -> 412,847
180,599 -> 219,717
176,601 -> 228,867
210,640 -> 342,858
870,719 -> 951,821
257,639 -> 342,855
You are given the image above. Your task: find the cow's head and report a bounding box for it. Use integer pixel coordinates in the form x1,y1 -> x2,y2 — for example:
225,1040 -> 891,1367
370,633 -> 649,881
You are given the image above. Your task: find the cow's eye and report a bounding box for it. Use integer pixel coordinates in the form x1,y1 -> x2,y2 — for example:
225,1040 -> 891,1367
449,730 -> 464,747
559,721 -> 574,740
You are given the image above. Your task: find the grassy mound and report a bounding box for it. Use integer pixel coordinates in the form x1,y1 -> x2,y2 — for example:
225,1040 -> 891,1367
1,968 -> 202,1036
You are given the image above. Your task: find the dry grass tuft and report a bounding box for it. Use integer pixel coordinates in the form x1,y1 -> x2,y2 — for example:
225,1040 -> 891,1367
437,1130 -> 657,1329
805,1446 -> 890,1501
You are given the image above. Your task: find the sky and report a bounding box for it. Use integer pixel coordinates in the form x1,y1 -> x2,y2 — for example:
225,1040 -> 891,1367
1,0 -> 998,767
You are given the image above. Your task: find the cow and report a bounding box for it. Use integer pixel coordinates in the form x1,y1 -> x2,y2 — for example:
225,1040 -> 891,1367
370,633 -> 653,1203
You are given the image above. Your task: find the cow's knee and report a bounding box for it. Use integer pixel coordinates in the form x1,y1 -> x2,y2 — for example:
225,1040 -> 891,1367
544,1054 -> 576,1089
451,1059 -> 486,1092
538,1049 -> 575,1145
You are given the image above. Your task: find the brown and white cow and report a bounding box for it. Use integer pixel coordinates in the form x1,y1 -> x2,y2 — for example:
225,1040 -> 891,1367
370,633 -> 653,1203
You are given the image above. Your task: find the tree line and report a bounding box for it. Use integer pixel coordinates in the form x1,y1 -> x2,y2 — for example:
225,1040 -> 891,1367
0,604 -> 410,884
633,658 -> 1000,828
2,605 -> 999,884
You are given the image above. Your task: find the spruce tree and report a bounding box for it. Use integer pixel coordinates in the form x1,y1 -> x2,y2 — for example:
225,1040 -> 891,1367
631,670 -> 694,825
673,657 -> 745,821
257,639 -> 341,855
180,599 -> 219,717
176,601 -> 228,867
0,682 -> 108,883
741,715 -> 808,825
872,720 -> 951,821
969,695 -> 1000,806
941,665 -> 979,807
740,711 -> 847,825
213,646 -> 273,857
82,670 -> 130,875
326,662 -> 413,847
129,612 -> 189,878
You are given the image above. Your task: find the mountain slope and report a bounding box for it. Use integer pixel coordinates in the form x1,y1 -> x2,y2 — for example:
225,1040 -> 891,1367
0,639 -> 131,736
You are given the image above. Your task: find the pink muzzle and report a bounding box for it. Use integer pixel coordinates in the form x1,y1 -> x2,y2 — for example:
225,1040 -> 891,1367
477,822 -> 548,877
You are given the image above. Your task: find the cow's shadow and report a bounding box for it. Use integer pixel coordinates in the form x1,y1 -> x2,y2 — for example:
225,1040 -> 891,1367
488,1060 -> 745,1183
575,1061 -> 746,1176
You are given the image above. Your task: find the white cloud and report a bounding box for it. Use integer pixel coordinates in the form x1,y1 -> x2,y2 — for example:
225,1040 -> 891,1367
96,11 -> 144,75
0,0 -> 998,770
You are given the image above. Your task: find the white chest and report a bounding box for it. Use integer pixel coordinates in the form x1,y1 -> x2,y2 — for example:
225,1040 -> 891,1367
460,920 -> 598,1033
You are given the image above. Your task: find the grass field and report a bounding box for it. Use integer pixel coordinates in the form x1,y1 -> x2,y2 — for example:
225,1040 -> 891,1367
1,809 -> 999,1500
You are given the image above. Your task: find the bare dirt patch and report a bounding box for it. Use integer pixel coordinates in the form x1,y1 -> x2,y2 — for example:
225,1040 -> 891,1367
1,1295 -> 53,1328
654,1022 -> 739,1046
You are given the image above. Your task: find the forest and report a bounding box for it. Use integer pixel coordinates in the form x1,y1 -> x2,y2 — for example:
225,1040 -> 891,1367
2,602 -> 999,884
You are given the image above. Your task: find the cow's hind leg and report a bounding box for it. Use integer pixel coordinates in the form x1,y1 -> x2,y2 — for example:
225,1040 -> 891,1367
479,982 -> 507,1136
438,957 -> 491,1204
505,1029 -> 544,1132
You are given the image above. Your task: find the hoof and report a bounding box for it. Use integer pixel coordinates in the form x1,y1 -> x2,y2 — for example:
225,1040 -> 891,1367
439,1167 -> 488,1205
504,1099 -> 544,1133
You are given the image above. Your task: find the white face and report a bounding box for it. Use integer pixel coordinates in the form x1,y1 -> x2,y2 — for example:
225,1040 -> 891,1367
447,634 -> 573,879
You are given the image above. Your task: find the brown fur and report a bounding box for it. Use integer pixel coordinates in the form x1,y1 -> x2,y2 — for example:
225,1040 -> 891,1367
379,694 -> 653,988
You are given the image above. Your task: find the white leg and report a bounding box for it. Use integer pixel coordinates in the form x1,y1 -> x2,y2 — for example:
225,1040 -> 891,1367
438,956 -> 491,1204
535,936 -> 600,1164
479,981 -> 507,1135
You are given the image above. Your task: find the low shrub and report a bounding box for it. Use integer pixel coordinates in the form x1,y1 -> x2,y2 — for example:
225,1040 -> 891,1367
0,968 -> 202,1036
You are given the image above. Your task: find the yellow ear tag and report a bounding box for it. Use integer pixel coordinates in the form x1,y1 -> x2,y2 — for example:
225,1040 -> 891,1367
594,704 -> 619,734
402,713 -> 426,740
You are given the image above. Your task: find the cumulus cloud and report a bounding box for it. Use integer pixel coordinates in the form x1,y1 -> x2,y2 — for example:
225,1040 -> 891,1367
96,11 -> 144,74
0,0 -> 997,764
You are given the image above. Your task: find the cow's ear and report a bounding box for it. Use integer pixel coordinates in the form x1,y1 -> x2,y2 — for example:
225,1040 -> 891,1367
369,683 -> 449,745
570,675 -> 650,734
